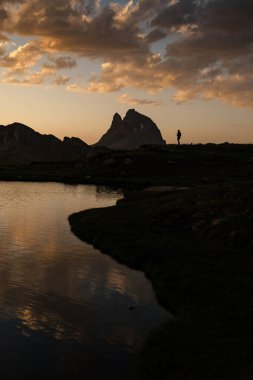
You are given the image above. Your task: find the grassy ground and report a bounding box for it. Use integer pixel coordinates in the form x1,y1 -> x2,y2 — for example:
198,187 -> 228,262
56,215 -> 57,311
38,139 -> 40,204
68,144 -> 253,379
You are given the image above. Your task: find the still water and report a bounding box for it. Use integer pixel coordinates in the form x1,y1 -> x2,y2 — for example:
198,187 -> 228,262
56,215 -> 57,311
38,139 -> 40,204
0,182 -> 169,379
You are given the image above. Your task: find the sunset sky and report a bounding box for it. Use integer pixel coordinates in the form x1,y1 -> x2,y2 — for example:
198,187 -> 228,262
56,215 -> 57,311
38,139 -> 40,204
0,0 -> 252,144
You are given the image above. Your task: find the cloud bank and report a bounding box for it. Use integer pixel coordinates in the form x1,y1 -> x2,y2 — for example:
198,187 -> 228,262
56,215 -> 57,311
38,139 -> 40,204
0,0 -> 252,107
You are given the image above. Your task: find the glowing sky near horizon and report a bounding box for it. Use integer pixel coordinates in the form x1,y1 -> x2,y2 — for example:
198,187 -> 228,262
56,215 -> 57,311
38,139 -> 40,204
0,0 -> 252,144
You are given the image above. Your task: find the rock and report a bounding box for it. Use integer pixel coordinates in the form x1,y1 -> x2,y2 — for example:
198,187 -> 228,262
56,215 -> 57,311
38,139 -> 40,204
124,158 -> 133,165
211,218 -> 224,226
129,306 -> 138,311
193,212 -> 206,220
229,231 -> 237,238
95,109 -> 166,149
103,158 -> 116,166
63,136 -> 88,149
192,220 -> 206,231
86,146 -> 112,160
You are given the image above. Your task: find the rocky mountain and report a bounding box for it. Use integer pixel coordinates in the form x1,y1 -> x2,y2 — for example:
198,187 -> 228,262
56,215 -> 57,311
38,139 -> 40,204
0,122 -> 89,164
96,109 -> 166,149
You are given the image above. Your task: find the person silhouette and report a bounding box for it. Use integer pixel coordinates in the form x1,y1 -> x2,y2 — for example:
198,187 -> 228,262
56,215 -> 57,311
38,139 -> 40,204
177,130 -> 182,145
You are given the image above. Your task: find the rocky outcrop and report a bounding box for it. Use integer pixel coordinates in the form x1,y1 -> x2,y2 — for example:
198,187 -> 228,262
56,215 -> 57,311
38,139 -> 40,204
0,122 -> 89,164
96,109 -> 166,149
63,136 -> 89,150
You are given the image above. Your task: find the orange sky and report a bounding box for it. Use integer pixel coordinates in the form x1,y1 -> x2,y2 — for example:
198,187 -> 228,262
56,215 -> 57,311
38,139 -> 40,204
0,0 -> 252,144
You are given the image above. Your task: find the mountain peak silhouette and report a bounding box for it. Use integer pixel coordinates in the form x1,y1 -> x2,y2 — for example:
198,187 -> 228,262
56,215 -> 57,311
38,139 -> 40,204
0,122 -> 88,164
96,109 -> 166,149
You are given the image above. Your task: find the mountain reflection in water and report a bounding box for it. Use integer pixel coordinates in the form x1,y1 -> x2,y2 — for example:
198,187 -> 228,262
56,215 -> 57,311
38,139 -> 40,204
0,182 -> 169,379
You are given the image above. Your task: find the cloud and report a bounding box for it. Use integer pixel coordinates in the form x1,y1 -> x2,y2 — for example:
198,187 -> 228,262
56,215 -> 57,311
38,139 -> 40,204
0,40 -> 9,56
1,0 -> 149,58
151,0 -> 253,106
53,75 -> 70,85
0,41 -> 44,74
43,56 -> 77,70
0,33 -> 9,41
88,0 -> 253,107
66,82 -> 86,93
0,38 -> 77,86
5,71 -> 46,85
86,53 -> 174,94
145,28 -> 167,43
0,0 -> 252,107
118,93 -> 163,106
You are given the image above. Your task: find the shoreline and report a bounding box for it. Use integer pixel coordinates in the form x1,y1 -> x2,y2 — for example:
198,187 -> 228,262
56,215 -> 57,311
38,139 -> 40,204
69,182 -> 253,379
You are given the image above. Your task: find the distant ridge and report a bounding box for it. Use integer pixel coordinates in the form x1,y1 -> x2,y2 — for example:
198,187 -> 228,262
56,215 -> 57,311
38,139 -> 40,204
95,109 -> 166,149
0,122 -> 89,164
0,110 -> 165,163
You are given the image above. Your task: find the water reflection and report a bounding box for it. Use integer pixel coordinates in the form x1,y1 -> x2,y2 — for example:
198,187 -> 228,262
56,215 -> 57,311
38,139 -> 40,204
0,182 -> 169,379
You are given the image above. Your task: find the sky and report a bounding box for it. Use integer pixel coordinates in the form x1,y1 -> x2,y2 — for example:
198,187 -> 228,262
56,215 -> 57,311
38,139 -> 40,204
0,0 -> 252,144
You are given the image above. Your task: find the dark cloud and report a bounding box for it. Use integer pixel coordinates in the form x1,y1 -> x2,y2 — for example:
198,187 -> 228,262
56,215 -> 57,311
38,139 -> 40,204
152,0 -> 196,30
0,33 -> 8,41
53,75 -> 70,85
44,56 -> 77,70
0,8 -> 8,21
149,0 -> 253,106
1,0 -> 149,59
145,28 -> 167,43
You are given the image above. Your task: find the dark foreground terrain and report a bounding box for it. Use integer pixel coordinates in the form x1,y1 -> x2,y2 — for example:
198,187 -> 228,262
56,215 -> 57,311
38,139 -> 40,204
1,143 -> 252,186
1,143 -> 253,379
67,144 -> 253,379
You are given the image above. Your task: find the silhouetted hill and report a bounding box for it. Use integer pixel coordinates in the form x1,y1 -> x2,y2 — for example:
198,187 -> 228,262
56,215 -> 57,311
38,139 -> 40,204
0,122 -> 89,164
96,109 -> 166,149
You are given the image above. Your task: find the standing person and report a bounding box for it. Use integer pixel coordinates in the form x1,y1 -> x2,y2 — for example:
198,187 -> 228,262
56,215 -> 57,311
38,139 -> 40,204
177,129 -> 182,145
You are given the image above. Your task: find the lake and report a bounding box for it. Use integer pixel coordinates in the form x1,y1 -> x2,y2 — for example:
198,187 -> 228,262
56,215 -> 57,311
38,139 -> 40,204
0,182 -> 169,379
